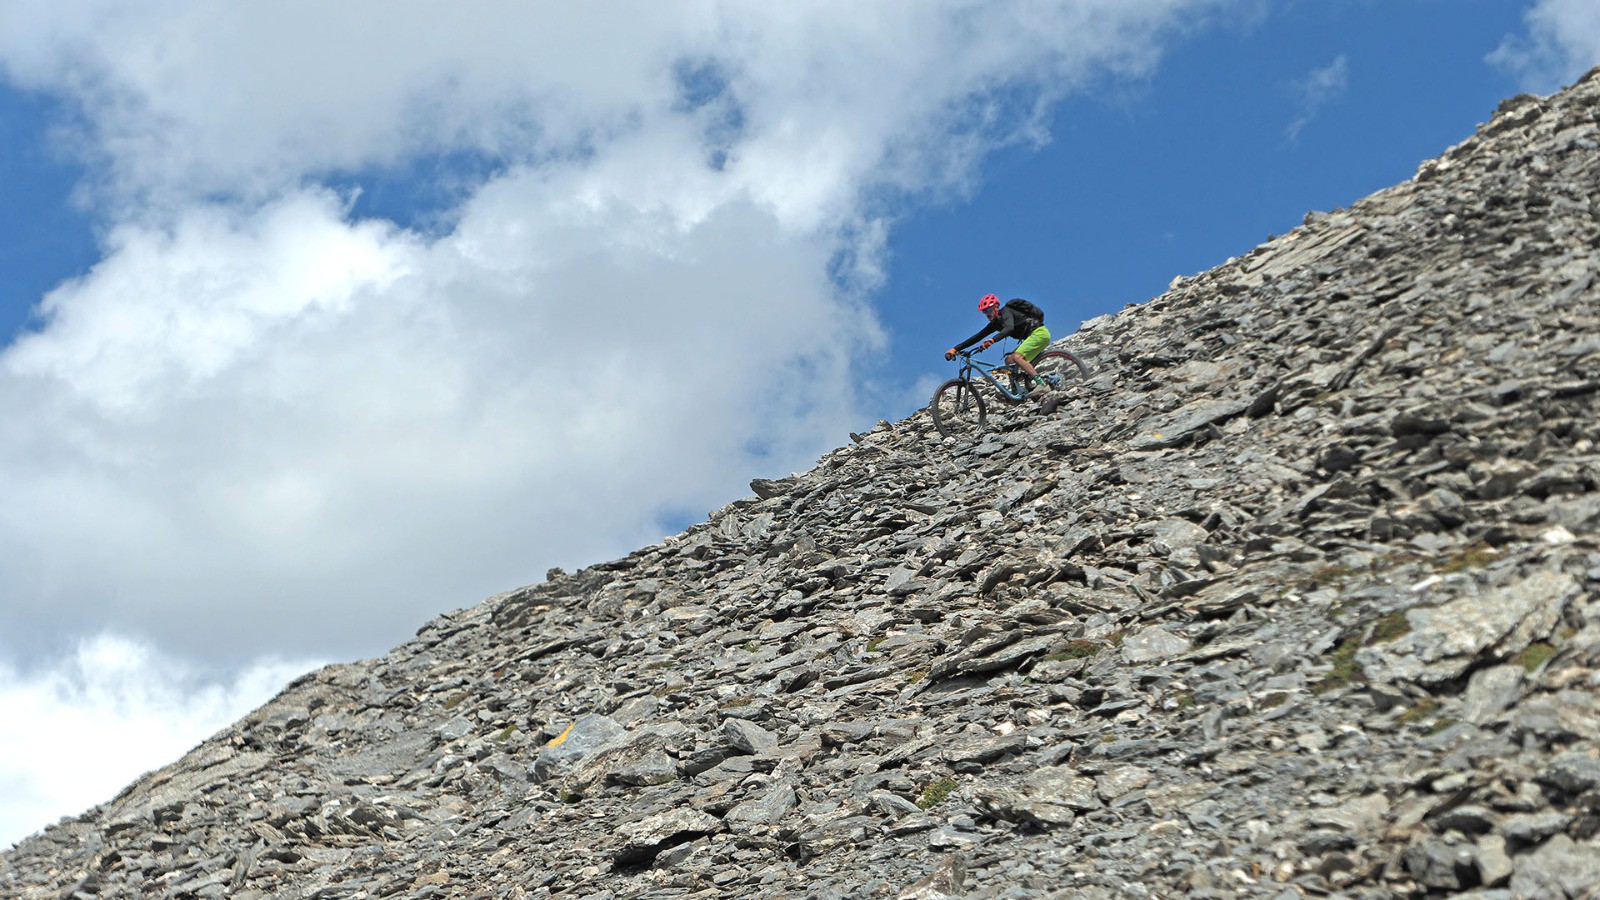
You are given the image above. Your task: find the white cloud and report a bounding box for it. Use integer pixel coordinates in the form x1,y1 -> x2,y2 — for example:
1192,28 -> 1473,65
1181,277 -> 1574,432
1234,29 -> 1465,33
1491,0 -> 1600,91
0,0 -> 1249,838
2,181 -> 868,661
1286,54 -> 1349,142
0,634 -> 319,848
7,193 -> 414,412
0,1 -> 1244,215
0,2 -> 702,210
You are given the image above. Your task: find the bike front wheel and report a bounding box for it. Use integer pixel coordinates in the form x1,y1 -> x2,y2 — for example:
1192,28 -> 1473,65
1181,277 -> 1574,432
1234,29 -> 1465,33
931,378 -> 987,439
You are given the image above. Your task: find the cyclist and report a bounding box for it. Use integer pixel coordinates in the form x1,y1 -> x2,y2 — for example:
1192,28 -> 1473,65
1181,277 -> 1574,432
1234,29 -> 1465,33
945,294 -> 1051,386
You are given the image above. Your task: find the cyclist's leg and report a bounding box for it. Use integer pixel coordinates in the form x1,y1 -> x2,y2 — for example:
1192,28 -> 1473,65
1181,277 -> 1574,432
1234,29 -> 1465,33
1011,327 -> 1052,377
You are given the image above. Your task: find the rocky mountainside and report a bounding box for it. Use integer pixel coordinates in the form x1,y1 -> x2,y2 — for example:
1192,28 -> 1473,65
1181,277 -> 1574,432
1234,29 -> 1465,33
7,70 -> 1600,900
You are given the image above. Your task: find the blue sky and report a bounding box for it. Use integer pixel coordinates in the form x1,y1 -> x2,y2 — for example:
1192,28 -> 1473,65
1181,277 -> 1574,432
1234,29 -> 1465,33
890,0 -> 1540,361
0,91 -> 96,339
0,0 -> 1596,847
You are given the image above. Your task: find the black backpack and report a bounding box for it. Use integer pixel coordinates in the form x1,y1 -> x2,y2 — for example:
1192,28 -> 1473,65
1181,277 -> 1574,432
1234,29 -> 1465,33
1005,298 -> 1044,329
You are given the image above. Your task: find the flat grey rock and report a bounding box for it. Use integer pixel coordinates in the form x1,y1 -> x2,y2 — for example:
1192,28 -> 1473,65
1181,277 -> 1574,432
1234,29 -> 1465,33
1120,625 -> 1191,662
1358,572 -> 1579,683
1128,398 -> 1252,450
722,718 -> 778,754
532,714 -> 628,783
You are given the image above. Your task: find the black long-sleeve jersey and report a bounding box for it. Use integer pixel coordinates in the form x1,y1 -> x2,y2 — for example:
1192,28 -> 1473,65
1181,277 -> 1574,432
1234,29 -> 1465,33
954,304 -> 1037,352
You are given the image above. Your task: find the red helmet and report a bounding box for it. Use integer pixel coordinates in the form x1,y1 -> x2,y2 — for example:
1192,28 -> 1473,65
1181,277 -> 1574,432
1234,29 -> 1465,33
977,293 -> 1000,312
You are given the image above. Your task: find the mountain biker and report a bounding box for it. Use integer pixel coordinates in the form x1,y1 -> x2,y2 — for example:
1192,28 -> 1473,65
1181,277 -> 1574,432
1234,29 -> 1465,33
945,294 -> 1052,385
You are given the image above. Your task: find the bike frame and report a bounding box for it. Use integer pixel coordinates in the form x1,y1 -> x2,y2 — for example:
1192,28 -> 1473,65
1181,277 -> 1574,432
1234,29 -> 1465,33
949,350 -> 1032,403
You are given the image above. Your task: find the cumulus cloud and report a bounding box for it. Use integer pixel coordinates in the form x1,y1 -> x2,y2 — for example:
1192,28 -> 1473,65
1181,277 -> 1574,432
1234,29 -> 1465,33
0,1 -> 1235,215
2,181 -> 866,662
0,0 -> 1247,838
0,634 -> 318,847
1491,0 -> 1600,91
1286,54 -> 1349,142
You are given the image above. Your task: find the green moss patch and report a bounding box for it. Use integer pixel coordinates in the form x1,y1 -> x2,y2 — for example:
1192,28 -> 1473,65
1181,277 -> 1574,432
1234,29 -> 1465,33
1313,634 -> 1364,695
1437,543 -> 1497,574
1313,608 -> 1425,694
1306,563 -> 1364,590
1369,610 -> 1414,644
1397,698 -> 1440,728
1518,641 -> 1557,673
1046,639 -> 1110,662
917,778 -> 959,810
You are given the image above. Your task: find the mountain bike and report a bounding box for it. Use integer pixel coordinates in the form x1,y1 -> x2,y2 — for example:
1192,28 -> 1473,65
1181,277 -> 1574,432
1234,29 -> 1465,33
930,348 -> 1089,440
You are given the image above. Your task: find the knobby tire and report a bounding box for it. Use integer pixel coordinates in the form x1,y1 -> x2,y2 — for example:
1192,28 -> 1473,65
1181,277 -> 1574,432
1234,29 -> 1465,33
931,378 -> 987,439
1031,350 -> 1090,389
997,350 -> 1091,399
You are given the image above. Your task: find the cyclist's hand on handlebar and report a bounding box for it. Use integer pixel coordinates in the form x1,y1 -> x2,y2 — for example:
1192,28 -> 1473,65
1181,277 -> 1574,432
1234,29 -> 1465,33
980,339 -> 995,350
945,348 -> 958,361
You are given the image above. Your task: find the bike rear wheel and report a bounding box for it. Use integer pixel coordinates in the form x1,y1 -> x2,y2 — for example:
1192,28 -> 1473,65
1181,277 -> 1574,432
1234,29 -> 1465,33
931,378 -> 987,439
1031,350 -> 1090,391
